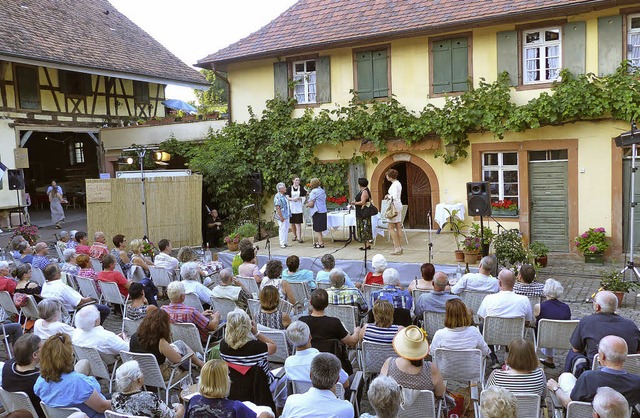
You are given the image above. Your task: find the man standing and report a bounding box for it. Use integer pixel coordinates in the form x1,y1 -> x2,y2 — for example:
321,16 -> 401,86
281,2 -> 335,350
89,232 -> 109,261
450,256 -> 499,294
414,272 -> 460,318
513,264 -> 544,297
274,182 -> 290,249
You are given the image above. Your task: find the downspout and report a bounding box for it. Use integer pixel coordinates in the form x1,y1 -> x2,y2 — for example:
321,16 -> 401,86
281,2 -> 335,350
210,66 -> 231,124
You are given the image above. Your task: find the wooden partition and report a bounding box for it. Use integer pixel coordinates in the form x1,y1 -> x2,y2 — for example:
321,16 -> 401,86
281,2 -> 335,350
86,175 -> 202,248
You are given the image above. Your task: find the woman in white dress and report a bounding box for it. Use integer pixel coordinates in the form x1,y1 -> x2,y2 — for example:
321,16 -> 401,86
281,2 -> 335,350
385,169 -> 404,255
47,180 -> 65,229
287,175 -> 307,243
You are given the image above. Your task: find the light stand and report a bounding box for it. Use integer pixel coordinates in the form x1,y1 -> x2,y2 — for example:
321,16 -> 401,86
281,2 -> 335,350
124,146 -> 158,241
427,211 -> 434,262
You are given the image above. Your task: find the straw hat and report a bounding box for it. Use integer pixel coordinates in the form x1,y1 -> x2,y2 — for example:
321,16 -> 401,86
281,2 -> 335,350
392,325 -> 429,360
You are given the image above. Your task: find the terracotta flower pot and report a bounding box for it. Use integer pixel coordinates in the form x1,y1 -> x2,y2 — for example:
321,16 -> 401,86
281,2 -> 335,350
614,291 -> 624,307
463,251 -> 478,264
535,255 -> 548,267
454,250 -> 465,262
226,242 -> 239,252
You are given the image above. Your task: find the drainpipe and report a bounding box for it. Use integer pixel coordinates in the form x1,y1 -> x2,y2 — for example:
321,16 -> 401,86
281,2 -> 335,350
210,65 -> 231,124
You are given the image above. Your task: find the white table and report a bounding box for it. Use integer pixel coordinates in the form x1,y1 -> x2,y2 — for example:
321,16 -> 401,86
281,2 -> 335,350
434,203 -> 466,229
326,210 -> 382,240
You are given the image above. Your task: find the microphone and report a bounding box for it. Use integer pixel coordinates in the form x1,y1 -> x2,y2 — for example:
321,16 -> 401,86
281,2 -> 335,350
242,204 -> 255,209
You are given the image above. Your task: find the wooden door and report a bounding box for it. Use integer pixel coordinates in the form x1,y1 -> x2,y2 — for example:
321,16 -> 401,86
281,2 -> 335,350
406,163 -> 431,229
529,160 -> 569,251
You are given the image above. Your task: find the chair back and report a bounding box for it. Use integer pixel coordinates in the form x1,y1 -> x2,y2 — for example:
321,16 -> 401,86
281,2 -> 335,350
535,319 -> 579,352
423,311 -> 446,341
60,272 -> 78,290
514,393 -> 541,418
397,389 -> 439,418
400,204 -> 408,224
290,380 -> 345,399
247,299 -> 260,319
411,289 -> 431,307
31,268 -> 46,286
361,340 -> 396,380
362,284 -> 383,306
482,316 -> 525,347
128,265 -> 146,283
566,401 -> 594,418
99,281 -> 126,306
21,295 -> 40,321
377,200 -> 390,228
434,348 -> 484,386
278,298 -> 294,316
170,322 -> 205,356
123,317 -> 143,337
527,296 -> 541,311
325,304 -> 358,334
183,292 -> 204,312
90,258 -> 103,272
261,329 -> 289,363
105,411 -> 147,418
149,266 -> 172,288
114,263 -> 125,275
317,282 -> 331,290
0,290 -> 20,318
592,353 -> 640,374
75,276 -> 101,300
236,276 -> 260,298
120,351 -> 168,390
460,290 -> 492,314
0,387 -> 39,417
211,297 -> 238,319
288,282 -> 310,306
72,344 -> 112,382
40,402 -> 82,418
55,245 -> 65,261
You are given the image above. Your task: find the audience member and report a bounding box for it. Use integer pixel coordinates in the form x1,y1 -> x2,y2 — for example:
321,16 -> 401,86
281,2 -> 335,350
359,299 -> 402,344
282,255 -> 315,290
0,261 -> 17,295
17,242 -> 33,265
486,337 -> 546,397
429,298 -> 490,356
181,262 -> 214,307
256,285 -> 291,330
513,264 -> 544,296
238,247 -> 263,284
66,230 -> 78,250
10,235 -> 26,259
282,353 -> 354,418
88,232 -> 109,261
315,254 -> 356,287
364,254 -> 386,286
110,234 -> 132,276
534,278 -> 571,369
112,360 -> 184,418
130,239 -> 154,275
480,385 -> 517,418
56,231 -> 69,254
76,254 -> 98,281
2,334 -> 44,417
154,239 -> 179,273
161,281 -> 220,344
72,305 -> 128,364
210,268 -> 252,310
231,238 -> 255,276
14,263 -> 41,299
74,231 -> 91,256
414,271 -> 460,317
565,290 -> 639,377
34,299 -> 74,339
31,242 -> 52,270
326,268 -> 367,316
371,268 -> 412,310
592,387 -> 630,418
451,256 -> 498,294
408,262 -> 436,292
34,333 -> 111,417
260,260 -> 296,304
61,248 -> 80,276
360,375 -> 401,418
125,282 -> 157,321
97,254 -> 131,297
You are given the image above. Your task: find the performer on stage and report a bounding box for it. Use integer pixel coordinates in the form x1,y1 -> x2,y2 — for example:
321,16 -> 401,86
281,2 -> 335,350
274,182 -> 290,249
47,180 -> 65,229
385,169 -> 404,255
287,175 -> 307,244
205,208 -> 223,247
306,177 -> 327,248
351,178 -> 373,250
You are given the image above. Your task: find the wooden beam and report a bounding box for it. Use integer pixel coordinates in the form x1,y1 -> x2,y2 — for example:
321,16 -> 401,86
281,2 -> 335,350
118,78 -> 132,117
42,67 -> 61,113
20,131 -> 33,147
91,75 -> 100,115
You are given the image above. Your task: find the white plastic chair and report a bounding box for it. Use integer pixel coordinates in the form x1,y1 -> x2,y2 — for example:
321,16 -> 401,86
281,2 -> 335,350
535,319 -> 579,356
362,284 -> 383,307
170,322 -> 213,359
211,297 -> 238,319
434,348 -> 485,408
149,266 -> 173,289
236,276 -> 260,298
397,389 -> 441,418
99,281 -> 127,313
361,340 -> 396,382
460,290 -> 493,315
374,203 -> 409,246
287,282 -> 310,309
128,265 -> 146,283
72,344 -> 118,392
40,402 -> 82,418
290,379 -> 345,400
123,317 -> 143,337
75,276 -> 102,301
482,316 -> 525,354
423,311 -> 446,342
0,387 -> 39,417
0,291 -> 21,324
247,299 -> 260,319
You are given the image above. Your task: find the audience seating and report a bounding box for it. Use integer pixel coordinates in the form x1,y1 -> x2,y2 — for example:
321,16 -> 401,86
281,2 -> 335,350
361,340 -> 396,384
247,299 -> 260,319
397,389 -> 441,418
459,290 -> 492,316
0,290 -> 22,325
0,387 -> 39,417
316,282 -> 331,290
362,284 -> 383,307
149,266 -> 173,290
211,297 -> 238,319
287,282 -> 310,310
128,266 -> 146,283
90,258 -> 103,273
592,353 -> 640,374
183,292 -> 204,312
31,267 -> 46,286
75,276 -> 102,302
411,289 -> 431,308
72,344 -> 119,392
21,295 -> 41,324
423,311 -> 446,342
290,379 -> 345,400
122,317 -> 143,337
278,298 -> 294,316
325,304 -> 358,334
433,348 -> 484,408
236,276 -> 260,298
534,319 -> 579,356
170,322 -> 214,359
60,272 -> 77,290
99,281 -> 127,313
40,402 -> 82,418
482,316 -> 525,349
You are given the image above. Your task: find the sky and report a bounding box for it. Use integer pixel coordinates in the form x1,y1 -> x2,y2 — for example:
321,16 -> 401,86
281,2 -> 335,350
108,0 -> 297,103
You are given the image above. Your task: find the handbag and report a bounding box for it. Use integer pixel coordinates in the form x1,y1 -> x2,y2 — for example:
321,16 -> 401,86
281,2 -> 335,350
385,198 -> 398,219
13,292 -> 27,308
361,201 -> 378,218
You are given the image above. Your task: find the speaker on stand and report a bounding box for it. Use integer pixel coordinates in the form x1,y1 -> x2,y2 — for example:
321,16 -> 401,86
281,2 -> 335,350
8,169 -> 25,226
467,181 -> 492,256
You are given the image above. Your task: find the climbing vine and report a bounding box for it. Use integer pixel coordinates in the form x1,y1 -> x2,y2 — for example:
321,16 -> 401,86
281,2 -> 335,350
162,62 -> 640,214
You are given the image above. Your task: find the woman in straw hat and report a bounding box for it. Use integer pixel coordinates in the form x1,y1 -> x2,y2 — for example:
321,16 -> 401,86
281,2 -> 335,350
380,325 -> 445,395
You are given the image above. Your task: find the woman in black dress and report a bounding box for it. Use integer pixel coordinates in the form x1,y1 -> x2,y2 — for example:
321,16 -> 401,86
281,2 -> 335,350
351,178 -> 373,250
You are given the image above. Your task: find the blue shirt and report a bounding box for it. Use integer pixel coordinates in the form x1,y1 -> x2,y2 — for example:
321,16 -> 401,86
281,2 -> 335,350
31,255 -> 51,270
19,254 -> 33,264
35,372 -> 105,418
371,285 -> 413,310
307,187 -> 327,216
283,269 -> 316,290
414,291 -> 460,318
274,192 -> 290,218
316,271 -> 356,288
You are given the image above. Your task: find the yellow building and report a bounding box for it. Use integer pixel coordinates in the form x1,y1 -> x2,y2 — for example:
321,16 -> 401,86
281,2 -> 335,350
198,0 -> 640,256
0,0 -> 209,216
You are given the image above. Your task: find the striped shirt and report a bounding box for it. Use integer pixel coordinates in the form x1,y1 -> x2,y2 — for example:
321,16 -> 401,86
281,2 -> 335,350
220,339 -> 272,383
363,324 -> 399,344
486,367 -> 547,397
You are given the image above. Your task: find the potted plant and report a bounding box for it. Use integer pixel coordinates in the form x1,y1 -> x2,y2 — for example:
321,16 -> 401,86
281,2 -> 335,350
600,270 -> 638,306
462,236 -> 482,263
236,222 -> 258,242
468,222 -> 495,257
9,225 -> 40,246
574,227 -> 609,264
493,229 -> 528,271
224,232 -> 241,251
491,199 -> 519,217
529,241 -> 549,267
441,208 -> 466,262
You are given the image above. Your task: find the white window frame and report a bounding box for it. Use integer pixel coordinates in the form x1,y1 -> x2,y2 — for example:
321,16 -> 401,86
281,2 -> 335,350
292,60 -> 316,104
482,151 -> 519,206
522,27 -> 562,84
70,141 -> 85,165
627,14 -> 640,68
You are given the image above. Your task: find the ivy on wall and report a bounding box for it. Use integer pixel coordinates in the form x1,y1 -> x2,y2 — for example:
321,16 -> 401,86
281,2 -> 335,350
162,62 -> 640,214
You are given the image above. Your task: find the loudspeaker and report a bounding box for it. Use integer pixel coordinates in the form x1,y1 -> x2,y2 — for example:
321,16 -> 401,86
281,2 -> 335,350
248,172 -> 263,194
467,181 -> 491,216
8,169 -> 24,191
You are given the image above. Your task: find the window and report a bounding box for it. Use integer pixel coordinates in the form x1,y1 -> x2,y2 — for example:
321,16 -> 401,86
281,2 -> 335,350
482,152 -> 519,206
15,65 -> 40,110
523,27 -> 561,84
628,14 -> 640,67
431,37 -> 469,94
292,60 -> 316,104
133,81 -> 149,104
69,141 -> 85,165
355,48 -> 389,100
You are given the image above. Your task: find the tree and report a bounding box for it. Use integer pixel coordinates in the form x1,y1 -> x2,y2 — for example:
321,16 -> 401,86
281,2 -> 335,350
194,69 -> 229,112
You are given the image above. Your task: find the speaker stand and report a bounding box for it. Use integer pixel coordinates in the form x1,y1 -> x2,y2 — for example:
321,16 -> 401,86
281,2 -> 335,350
15,190 -> 24,226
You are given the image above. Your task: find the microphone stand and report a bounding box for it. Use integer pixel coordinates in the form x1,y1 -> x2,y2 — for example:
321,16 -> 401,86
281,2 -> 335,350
427,211 -> 434,262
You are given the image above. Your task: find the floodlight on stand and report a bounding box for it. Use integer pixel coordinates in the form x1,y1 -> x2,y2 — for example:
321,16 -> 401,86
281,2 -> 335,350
154,151 -> 171,162
126,156 -> 134,165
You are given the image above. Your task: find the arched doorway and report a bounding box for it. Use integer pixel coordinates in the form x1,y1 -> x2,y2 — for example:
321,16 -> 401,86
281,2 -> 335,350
373,155 -> 438,229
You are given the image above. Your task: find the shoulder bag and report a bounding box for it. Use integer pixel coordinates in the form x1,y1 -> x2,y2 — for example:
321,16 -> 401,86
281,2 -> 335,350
385,198 -> 398,219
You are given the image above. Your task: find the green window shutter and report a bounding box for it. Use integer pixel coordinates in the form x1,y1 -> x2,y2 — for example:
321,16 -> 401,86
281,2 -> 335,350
451,38 -> 469,92
16,66 -> 40,109
356,51 -> 373,100
433,40 -> 452,93
598,15 -> 623,76
564,21 -> 586,75
316,56 -> 331,103
372,49 -> 388,98
58,69 -> 68,94
497,30 -> 518,86
273,62 -> 289,99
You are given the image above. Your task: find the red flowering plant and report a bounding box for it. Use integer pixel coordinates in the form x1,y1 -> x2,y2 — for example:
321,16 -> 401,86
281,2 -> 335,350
491,199 -> 518,211
9,225 -> 39,246
327,196 -> 348,205
575,227 -> 609,255
141,240 -> 157,258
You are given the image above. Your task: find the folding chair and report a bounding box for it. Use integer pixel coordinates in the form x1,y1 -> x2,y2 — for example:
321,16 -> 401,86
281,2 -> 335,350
170,322 -> 214,359
482,316 -> 525,359
434,348 -> 485,412
123,317 -> 143,337
261,329 -> 289,364
60,272 -> 77,290
361,340 -> 396,383
149,266 -> 173,290
120,350 -> 191,404
317,282 -> 332,290
325,304 -> 358,334
75,276 -> 102,301
291,379 -> 345,399
411,289 -> 431,309
592,353 -> 640,374
236,276 -> 260,298
55,245 -> 64,262
423,311 -> 446,342
0,387 -> 39,417
373,203 -> 409,246
460,290 -> 493,315
99,281 -> 127,313
362,284 -> 383,307
128,265 -> 146,283
40,402 -> 82,418
397,389 -> 441,418
31,267 -> 45,286
210,297 -> 238,320
287,282 -> 310,310
247,299 -> 260,319
90,258 -> 103,272
21,295 -> 40,325
72,344 -> 119,392
183,292 -> 204,312
0,291 -> 22,324
105,411 -> 147,418
565,401 -> 594,418
535,319 -> 579,357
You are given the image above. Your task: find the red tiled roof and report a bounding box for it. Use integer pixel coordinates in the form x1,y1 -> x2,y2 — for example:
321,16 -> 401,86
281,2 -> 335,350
198,0 -> 627,67
0,0 -> 207,87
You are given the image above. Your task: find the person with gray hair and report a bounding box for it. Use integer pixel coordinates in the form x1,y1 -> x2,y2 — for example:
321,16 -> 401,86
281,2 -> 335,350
112,360 -> 184,418
210,268 -> 252,310
72,305 -> 128,362
480,385 -> 517,418
592,387 -> 630,418
162,281 -> 220,344
180,261 -> 214,307
370,267 -> 413,311
56,230 -> 70,254
415,271 -> 460,317
361,375 -> 401,418
564,290 -> 640,378
316,254 -> 357,287
0,260 -> 16,295
533,278 -> 571,369
282,352 -> 354,418
364,253 -> 387,285
61,248 -> 80,276
548,335 -> 640,409
274,181 -> 291,248
284,321 -> 349,385
31,242 -> 51,269
451,255 -> 498,294
327,267 -> 368,318
89,231 -> 109,262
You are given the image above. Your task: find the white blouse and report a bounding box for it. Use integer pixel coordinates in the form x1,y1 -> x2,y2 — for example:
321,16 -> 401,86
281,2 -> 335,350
388,180 -> 402,203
